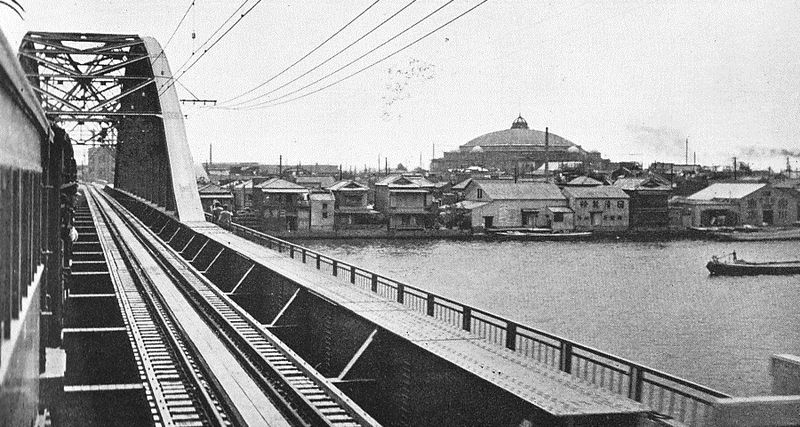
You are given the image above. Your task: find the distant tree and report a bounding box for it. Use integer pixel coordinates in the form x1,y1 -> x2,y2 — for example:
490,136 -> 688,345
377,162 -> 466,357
396,163 -> 407,172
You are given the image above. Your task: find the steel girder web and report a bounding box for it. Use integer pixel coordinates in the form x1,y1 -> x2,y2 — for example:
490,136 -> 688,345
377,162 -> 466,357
18,32 -> 203,221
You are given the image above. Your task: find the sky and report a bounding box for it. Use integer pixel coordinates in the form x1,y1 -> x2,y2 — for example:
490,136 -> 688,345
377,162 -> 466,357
2,0 -> 800,171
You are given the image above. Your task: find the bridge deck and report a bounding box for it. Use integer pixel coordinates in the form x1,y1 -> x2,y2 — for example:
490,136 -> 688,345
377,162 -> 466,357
189,222 -> 648,419
93,199 -> 290,426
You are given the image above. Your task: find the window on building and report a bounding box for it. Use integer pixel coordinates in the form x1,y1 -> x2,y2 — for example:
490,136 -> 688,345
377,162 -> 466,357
592,200 -> 599,209
322,203 -> 328,210
322,211 -> 328,219
580,200 -> 588,208
553,212 -> 564,222
603,215 -> 608,220
778,210 -> 787,220
778,199 -> 788,209
617,200 -> 625,209
617,215 -> 622,220
747,199 -> 757,209
477,188 -> 484,199
605,200 -> 611,209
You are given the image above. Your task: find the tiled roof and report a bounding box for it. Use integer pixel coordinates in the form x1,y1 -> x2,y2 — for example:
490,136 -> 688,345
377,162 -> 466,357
687,183 -> 765,200
451,178 -> 472,190
255,177 -> 308,192
375,174 -> 435,188
613,177 -> 671,191
328,180 -> 369,191
562,186 -> 629,199
568,176 -> 602,186
474,180 -> 565,200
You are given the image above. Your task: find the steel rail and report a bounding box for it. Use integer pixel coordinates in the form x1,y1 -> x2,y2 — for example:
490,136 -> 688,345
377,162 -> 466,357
85,188 -> 236,426
94,187 -> 378,427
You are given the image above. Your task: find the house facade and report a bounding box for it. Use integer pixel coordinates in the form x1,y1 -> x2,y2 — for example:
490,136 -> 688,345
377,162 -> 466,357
308,192 -> 335,231
462,180 -> 570,230
374,174 -> 435,230
562,186 -> 630,232
252,178 -> 310,231
613,176 -> 672,229
680,183 -> 800,227
329,180 -> 380,229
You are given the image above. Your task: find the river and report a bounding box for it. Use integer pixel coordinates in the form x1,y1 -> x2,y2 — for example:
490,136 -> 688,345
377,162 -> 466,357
294,237 -> 800,396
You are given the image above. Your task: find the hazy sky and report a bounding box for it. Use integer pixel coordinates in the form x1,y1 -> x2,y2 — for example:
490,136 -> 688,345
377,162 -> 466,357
3,1 -> 799,171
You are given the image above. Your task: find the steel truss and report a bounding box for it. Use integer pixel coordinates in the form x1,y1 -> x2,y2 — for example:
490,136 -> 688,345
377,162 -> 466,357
19,32 -> 159,146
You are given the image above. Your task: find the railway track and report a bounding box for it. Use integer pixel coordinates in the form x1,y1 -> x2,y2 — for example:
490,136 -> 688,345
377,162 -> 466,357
85,186 -> 378,427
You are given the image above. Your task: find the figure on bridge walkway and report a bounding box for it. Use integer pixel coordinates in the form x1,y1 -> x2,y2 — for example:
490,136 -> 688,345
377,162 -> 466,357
219,205 -> 232,229
211,200 -> 222,223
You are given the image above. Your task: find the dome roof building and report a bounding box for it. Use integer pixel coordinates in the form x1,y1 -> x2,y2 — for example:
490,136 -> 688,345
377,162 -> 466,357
430,115 -> 609,174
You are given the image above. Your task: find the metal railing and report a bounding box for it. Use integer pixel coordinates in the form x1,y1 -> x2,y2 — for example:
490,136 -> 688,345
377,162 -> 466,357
211,214 -> 729,425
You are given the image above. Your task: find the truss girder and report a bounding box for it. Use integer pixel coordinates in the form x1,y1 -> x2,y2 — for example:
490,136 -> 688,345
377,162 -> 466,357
19,31 -> 203,221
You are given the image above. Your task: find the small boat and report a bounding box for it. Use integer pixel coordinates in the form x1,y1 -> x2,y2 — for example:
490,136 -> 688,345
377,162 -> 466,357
706,252 -> 800,276
712,227 -> 800,241
494,230 -> 593,241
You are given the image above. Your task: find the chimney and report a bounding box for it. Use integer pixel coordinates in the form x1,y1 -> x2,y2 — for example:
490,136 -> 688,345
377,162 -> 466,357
279,155 -> 282,176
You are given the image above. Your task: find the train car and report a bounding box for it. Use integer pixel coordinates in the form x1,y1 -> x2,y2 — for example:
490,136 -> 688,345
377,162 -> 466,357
0,28 -> 75,426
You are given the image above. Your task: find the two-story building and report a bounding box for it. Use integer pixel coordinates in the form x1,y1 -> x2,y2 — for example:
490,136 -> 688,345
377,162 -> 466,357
328,180 -> 380,229
252,177 -> 309,231
461,180 -> 571,231
562,186 -> 630,232
613,176 -> 672,229
374,174 -> 435,230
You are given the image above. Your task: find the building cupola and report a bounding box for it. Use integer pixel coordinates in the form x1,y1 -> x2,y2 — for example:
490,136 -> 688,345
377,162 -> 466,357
511,114 -> 529,129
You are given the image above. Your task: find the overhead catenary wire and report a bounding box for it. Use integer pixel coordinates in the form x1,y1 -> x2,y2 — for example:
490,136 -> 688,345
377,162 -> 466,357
159,0 -> 263,97
220,0 -> 382,105
152,1 -> 196,65
230,0 -> 460,110
241,0 -> 489,110
222,0 -> 419,108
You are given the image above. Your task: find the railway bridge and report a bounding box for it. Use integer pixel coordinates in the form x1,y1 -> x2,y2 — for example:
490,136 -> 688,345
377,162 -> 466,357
2,30 -> 800,427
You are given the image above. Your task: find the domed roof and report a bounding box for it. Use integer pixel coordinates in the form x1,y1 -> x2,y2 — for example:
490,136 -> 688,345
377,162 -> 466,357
511,115 -> 528,129
462,116 -> 578,150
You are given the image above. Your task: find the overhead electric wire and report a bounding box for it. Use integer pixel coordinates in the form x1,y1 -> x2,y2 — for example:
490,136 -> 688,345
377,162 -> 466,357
159,0 -> 263,96
222,0 -> 418,108
165,1 -> 195,50
220,0 -> 382,105
241,0 -> 489,110
0,0 -> 24,19
153,1 -> 196,65
230,0 -> 457,110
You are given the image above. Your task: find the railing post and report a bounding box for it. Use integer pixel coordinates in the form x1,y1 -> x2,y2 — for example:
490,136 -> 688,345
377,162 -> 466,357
628,366 -> 643,401
301,249 -> 306,263
397,283 -> 404,304
350,265 -> 356,284
371,273 -> 378,292
289,246 -> 294,259
506,322 -> 517,351
332,260 -> 338,276
426,294 -> 435,316
316,253 -> 321,269
462,307 -> 471,332
559,342 -> 573,373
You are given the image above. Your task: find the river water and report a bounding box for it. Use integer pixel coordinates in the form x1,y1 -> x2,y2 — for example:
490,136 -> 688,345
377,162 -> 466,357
294,237 -> 800,396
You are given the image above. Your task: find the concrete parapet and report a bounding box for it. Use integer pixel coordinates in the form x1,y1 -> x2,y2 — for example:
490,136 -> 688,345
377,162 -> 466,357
772,354 -> 800,396
707,395 -> 800,426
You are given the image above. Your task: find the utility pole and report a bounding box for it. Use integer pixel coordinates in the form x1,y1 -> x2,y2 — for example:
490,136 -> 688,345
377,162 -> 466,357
733,156 -> 737,180
685,138 -> 688,165
279,155 -> 282,176
544,127 -> 550,177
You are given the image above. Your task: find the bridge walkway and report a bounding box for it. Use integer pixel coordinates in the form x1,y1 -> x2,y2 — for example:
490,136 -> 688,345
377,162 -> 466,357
189,222 -> 648,421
